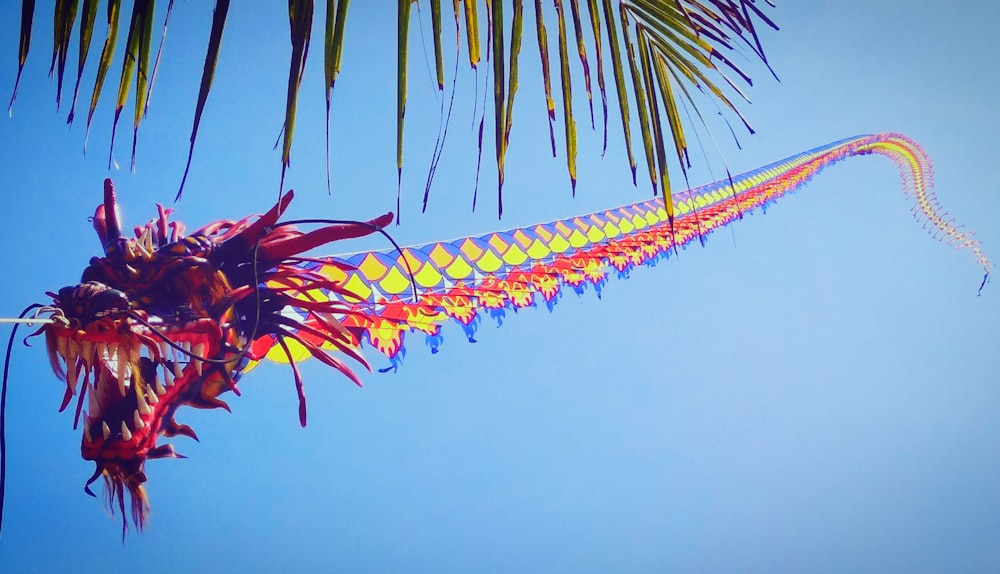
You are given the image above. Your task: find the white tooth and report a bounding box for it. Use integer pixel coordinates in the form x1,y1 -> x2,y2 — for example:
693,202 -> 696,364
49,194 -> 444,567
192,343 -> 205,376
107,343 -> 118,371
154,373 -> 166,396
147,388 -> 159,405
81,340 -> 93,367
117,359 -> 127,397
162,364 -> 175,387
67,357 -> 79,393
134,410 -> 145,430
120,421 -> 132,442
84,425 -> 93,444
56,336 -> 69,364
136,386 -> 151,415
158,340 -> 169,361
173,360 -> 183,379
88,386 -> 100,414
116,352 -> 134,396
102,421 -> 111,440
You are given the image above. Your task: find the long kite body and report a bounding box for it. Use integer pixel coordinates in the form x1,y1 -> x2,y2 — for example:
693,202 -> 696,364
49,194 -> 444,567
252,133 -> 991,370
3,133 -> 990,535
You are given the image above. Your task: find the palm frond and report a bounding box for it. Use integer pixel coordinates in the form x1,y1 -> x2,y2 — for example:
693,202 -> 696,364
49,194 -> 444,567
177,0 -> 228,200
323,0 -> 351,193
7,1 -> 777,214
65,0 -> 98,123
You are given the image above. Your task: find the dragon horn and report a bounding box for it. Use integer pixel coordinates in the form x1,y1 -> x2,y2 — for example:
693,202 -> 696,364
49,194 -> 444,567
258,212 -> 394,262
94,178 -> 124,252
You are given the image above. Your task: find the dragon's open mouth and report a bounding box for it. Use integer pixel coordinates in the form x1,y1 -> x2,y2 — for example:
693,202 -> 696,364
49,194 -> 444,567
51,314 -> 226,453
45,283 -> 243,528
37,179 -> 390,534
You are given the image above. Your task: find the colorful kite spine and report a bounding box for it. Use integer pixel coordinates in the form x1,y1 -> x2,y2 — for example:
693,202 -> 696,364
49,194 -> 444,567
256,133 -> 990,370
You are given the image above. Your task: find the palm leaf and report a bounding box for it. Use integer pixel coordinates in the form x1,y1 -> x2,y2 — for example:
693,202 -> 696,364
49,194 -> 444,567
141,0 -> 174,119
620,4 -> 658,197
396,0 -> 411,221
177,0 -> 228,201
8,0 -> 36,116
553,0 -> 578,194
585,0 -> 608,155
463,0 -> 481,68
281,0 -> 315,193
50,0 -> 78,110
533,0 -> 557,157
324,0 -> 350,193
84,0 -> 121,150
129,0 -> 155,169
7,1 -> 776,214
568,0 -> 593,129
601,0 -> 636,183
108,0 -> 153,170
65,0 -> 98,123
490,0 -> 506,214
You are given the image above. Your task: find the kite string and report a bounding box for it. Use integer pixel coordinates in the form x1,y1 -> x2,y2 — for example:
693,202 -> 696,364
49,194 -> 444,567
0,303 -> 48,542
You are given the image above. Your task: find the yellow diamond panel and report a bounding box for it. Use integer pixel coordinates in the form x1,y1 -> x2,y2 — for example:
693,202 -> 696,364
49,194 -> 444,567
357,253 -> 389,280
342,273 -> 373,301
487,233 -> 510,253
568,229 -> 589,248
428,243 -> 456,268
444,256 -> 474,280
458,238 -> 484,260
501,245 -> 529,266
413,261 -> 444,288
475,249 -> 504,273
376,265 -> 415,295
526,239 -> 551,260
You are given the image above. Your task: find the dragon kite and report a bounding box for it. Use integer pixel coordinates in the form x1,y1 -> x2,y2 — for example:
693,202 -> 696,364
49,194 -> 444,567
0,133 -> 990,537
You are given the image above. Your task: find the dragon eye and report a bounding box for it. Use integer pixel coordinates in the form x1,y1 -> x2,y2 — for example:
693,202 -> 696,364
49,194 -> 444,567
90,288 -> 129,317
57,282 -> 130,323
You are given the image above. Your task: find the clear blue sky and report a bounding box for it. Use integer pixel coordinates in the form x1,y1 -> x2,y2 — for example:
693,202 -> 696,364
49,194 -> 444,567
1,2 -> 998,572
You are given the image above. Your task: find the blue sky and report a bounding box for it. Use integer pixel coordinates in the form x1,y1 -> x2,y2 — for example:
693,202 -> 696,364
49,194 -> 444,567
1,2 -> 998,572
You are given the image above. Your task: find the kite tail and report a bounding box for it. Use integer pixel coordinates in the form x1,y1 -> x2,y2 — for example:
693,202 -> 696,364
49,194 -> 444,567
250,133 -> 990,371
854,134 -> 991,293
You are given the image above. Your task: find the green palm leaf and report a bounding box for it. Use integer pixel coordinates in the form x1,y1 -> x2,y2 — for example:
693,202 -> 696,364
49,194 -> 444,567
7,1 -> 776,214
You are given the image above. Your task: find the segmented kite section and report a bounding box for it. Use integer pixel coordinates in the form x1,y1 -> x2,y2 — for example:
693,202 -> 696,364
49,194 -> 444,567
251,133 -> 990,371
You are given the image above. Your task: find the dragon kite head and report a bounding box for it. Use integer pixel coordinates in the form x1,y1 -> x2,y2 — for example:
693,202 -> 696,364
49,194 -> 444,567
40,179 -> 391,533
